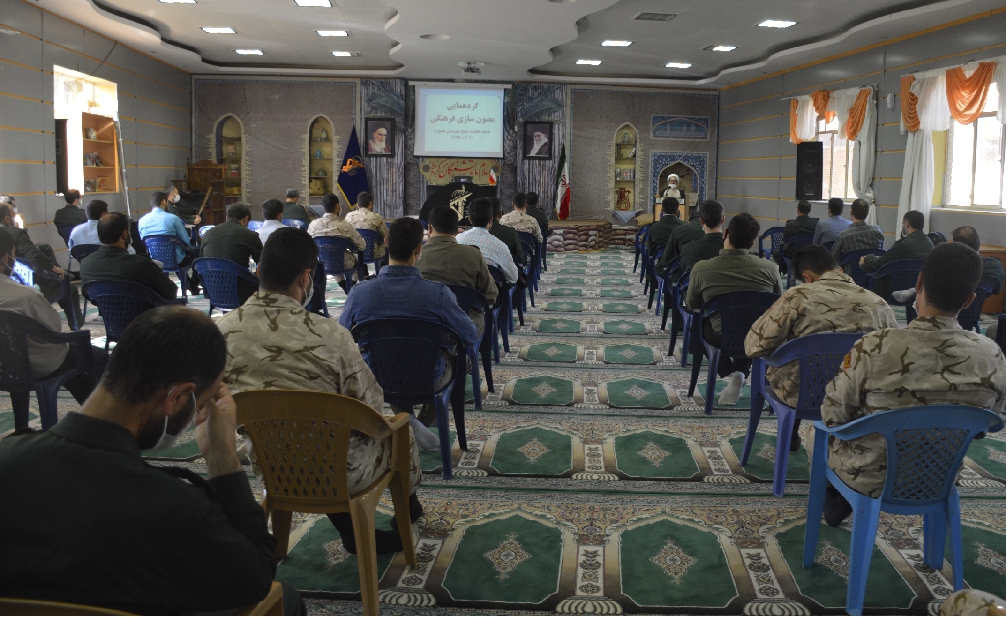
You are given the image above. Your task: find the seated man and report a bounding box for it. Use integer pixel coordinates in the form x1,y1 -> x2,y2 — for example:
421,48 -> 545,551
69,199 -> 135,255
345,191 -> 389,271
218,227 -> 422,556
457,198 -> 519,285
0,232 -> 106,434
658,204 -> 707,272
53,189 -> 87,231
860,209 -> 933,299
308,193 -> 366,288
420,205 -> 500,337
680,199 -> 726,272
165,184 -> 202,226
686,213 -> 783,406
807,242 -> 1006,525
340,218 -> 478,451
831,198 -> 883,260
282,188 -> 312,225
646,197 -> 683,256
257,198 -> 286,245
774,200 -> 818,271
813,198 -> 852,245
138,191 -> 199,295
0,306 -> 304,615
745,245 -> 896,446
489,197 -> 526,268
0,204 -> 82,327
525,191 -> 550,239
199,203 -> 263,304
81,213 -> 179,300
952,225 -> 1004,294
500,192 -> 543,244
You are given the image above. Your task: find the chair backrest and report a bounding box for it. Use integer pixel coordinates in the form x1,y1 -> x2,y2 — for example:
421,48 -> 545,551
70,244 -> 101,264
247,220 -> 264,231
10,258 -> 35,287
766,332 -> 863,413
674,269 -> 691,312
870,259 -> 925,298
0,310 -> 50,391
192,257 -> 259,311
56,225 -> 76,247
143,235 -> 184,269
516,231 -> 538,249
821,240 -> 835,252
519,239 -> 537,272
357,228 -> 383,262
314,236 -> 358,276
282,218 -> 307,229
82,280 -> 181,342
956,276 -> 998,332
350,318 -> 462,406
699,291 -> 780,355
197,225 -> 215,238
233,390 -> 398,514
635,224 -> 652,248
785,232 -> 814,253
486,264 -> 509,309
447,284 -> 490,316
664,256 -> 681,280
759,226 -> 785,257
0,597 -> 130,615
837,248 -> 886,288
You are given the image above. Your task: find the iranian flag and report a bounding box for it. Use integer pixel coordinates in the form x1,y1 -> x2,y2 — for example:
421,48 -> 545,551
554,145 -> 570,220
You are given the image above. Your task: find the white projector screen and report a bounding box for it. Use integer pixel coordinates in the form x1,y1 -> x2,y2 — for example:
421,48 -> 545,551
414,84 -> 505,158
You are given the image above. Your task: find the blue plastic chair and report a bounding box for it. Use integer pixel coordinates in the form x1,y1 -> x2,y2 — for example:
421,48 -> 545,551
957,276 -> 997,333
744,332 -> 864,497
11,258 -> 78,331
192,257 -> 260,315
646,247 -> 665,310
658,256 -> 681,330
821,240 -> 835,253
539,226 -> 549,272
356,228 -> 384,275
0,310 -> 100,431
282,218 -> 307,230
781,233 -> 814,287
804,405 -> 1004,616
837,248 -> 886,289
633,224 -> 651,277
518,237 -> 538,310
304,261 -> 330,317
82,280 -> 187,349
143,234 -> 196,299
350,318 -> 468,481
70,244 -> 101,318
447,285 -> 496,407
488,265 -> 517,353
867,259 -> 925,321
314,236 -> 363,295
197,225 -> 215,239
56,225 -> 76,268
669,269 -> 692,363
687,290 -> 780,415
517,231 -> 540,289
758,226 -> 785,260
247,220 -> 264,232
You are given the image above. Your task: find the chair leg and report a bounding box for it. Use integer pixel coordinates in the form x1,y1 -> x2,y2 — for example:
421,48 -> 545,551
687,341 -> 704,397
179,269 -> 189,299
923,511 -> 947,571
772,409 -> 796,497
703,349 -> 719,415
946,489 -> 964,590
739,381 -> 765,466
845,497 -> 882,616
38,385 -> 59,430
680,316 -> 692,367
349,496 -> 381,616
388,474 -> 418,570
271,509 -> 294,560
667,312 -> 681,356
480,334 -> 494,392
803,429 -> 829,569
435,395 -> 453,481
469,349 -> 482,410
9,391 -> 31,432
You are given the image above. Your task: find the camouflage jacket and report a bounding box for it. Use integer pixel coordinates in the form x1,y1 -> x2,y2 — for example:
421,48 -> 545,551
308,213 -> 366,269
821,316 -> 1006,497
344,207 -> 387,259
744,271 -> 897,407
500,210 -> 543,244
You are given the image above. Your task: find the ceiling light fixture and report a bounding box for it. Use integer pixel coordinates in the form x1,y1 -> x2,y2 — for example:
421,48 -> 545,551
601,40 -> 632,47
419,34 -> 450,40
235,49 -> 263,55
317,30 -> 347,36
710,45 -> 736,51
294,0 -> 331,6
666,62 -> 691,68
758,19 -> 796,28
332,51 -> 352,56
576,59 -> 601,65
635,12 -> 675,21
202,27 -> 234,33
160,0 -> 196,3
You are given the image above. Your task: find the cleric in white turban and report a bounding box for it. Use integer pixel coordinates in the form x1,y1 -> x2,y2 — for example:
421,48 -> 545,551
662,173 -> 685,201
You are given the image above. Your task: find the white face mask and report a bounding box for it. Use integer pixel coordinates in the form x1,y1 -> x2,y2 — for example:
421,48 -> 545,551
172,192 -> 181,204
301,273 -> 315,309
152,389 -> 197,451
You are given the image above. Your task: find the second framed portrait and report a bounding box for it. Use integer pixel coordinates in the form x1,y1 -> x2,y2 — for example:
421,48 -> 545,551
364,118 -> 395,157
523,122 -> 552,159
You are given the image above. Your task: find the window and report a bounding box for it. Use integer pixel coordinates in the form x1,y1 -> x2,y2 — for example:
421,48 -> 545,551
817,117 -> 856,200
943,82 -> 1004,209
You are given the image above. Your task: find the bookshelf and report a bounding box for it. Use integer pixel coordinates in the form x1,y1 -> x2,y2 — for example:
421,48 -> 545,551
81,112 -> 119,194
215,116 -> 244,204
308,116 -> 335,203
612,124 -> 637,214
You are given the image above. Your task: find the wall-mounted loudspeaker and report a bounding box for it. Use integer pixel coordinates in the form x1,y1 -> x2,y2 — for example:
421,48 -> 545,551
55,119 -> 68,195
795,141 -> 822,201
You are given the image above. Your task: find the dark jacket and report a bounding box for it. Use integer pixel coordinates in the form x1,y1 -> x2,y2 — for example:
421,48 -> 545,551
282,202 -> 311,225
81,245 -> 178,299
200,219 -> 263,266
490,220 -> 526,266
53,205 -> 88,230
657,219 -> 705,274
417,235 -> 498,329
646,215 -> 684,255
861,230 -> 933,273
0,413 -> 277,614
1,224 -> 56,271
680,232 -> 725,273
982,256 -> 1005,294
526,205 -> 550,234
782,215 -> 818,242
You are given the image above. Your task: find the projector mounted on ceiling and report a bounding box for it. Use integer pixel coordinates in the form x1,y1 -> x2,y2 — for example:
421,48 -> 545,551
459,61 -> 484,75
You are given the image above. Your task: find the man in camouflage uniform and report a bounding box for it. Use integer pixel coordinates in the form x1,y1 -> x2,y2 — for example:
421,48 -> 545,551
804,242 -> 1006,525
217,227 -> 422,554
500,193 -> 543,244
308,193 -> 367,288
344,191 -> 388,268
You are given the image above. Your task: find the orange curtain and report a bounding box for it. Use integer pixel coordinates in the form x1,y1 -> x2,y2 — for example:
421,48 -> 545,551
901,75 -> 920,132
789,98 -> 801,144
811,90 -> 835,123
844,88 -> 872,140
946,61 -> 996,124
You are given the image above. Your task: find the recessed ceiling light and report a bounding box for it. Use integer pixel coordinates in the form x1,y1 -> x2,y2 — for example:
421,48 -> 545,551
160,0 -> 196,3
758,19 -> 796,28
576,59 -> 602,65
202,27 -> 234,34
317,30 -> 347,36
666,62 -> 692,68
294,0 -> 331,6
235,49 -> 262,55
332,51 -> 352,57
419,34 -> 450,40
710,45 -> 736,52
601,40 -> 632,47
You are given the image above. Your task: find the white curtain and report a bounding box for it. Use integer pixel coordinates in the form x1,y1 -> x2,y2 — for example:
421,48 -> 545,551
793,95 -> 817,142
994,59 -> 1006,123
897,71 -> 949,234
828,87 -> 878,224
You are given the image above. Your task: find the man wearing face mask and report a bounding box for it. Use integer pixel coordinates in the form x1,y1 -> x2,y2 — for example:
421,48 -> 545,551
165,183 -> 202,227
859,209 -> 933,301
0,306 -> 304,614
80,212 -> 179,300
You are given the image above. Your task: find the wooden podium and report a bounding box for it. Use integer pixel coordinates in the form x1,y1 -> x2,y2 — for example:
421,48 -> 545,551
184,160 -> 226,225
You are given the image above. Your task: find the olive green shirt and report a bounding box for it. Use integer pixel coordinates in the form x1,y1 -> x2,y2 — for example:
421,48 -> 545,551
680,232 -> 725,273
861,230 -> 933,273
200,219 -> 262,267
658,219 -> 705,273
281,202 -> 311,225
416,235 -> 498,331
646,214 -> 684,255
685,248 -> 783,332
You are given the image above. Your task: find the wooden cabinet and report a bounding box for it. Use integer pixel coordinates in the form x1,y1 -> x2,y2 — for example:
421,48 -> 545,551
81,112 -> 119,194
308,116 -> 335,204
612,124 -> 637,215
185,160 -> 226,225
215,116 -> 244,204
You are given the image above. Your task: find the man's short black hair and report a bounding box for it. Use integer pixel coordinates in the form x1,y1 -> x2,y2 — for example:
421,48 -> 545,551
387,218 -> 424,262
262,199 -> 284,221
285,188 -> 299,200
321,193 -> 339,214
698,200 -> 724,228
922,242 -> 983,313
952,226 -> 981,251
796,200 -> 812,215
97,212 -> 130,244
64,189 -> 81,204
101,306 -> 227,405
0,204 -> 11,221
85,200 -> 109,220
903,210 -> 925,231
490,197 -> 503,219
512,193 -> 527,208
662,197 -> 680,215
468,198 -> 493,228
429,206 -> 459,234
0,227 -> 14,256
526,192 -> 539,207
226,202 -> 252,221
150,191 -> 168,209
793,244 -> 838,276
259,227 -> 319,291
726,212 -> 761,249
850,199 -> 870,221
357,191 -> 373,209
827,198 -> 844,216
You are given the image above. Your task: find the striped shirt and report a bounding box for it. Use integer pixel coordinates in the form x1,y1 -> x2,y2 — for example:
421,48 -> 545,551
456,226 -> 519,284
831,221 -> 884,259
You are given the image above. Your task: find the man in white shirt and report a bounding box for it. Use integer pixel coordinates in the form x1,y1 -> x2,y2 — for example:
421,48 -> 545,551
69,200 -> 135,255
257,199 -> 286,246
457,198 -> 518,284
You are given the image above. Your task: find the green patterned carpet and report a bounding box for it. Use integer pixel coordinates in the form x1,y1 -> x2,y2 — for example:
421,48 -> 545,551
3,249 -> 1004,615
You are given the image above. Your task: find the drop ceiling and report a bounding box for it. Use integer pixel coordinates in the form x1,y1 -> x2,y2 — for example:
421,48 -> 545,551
20,0 -> 1007,86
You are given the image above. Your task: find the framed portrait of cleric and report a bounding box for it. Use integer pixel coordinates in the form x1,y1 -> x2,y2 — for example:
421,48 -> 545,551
523,122 -> 552,160
364,117 -> 395,157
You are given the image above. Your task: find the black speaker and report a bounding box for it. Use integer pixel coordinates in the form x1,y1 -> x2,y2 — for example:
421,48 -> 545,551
795,141 -> 823,201
55,119 -> 68,195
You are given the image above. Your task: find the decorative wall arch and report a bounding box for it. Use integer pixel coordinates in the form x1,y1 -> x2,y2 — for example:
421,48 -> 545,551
650,151 -> 708,208
611,122 -> 641,216
211,114 -> 248,203
306,114 -> 336,205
